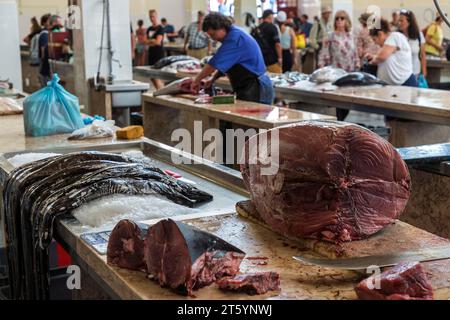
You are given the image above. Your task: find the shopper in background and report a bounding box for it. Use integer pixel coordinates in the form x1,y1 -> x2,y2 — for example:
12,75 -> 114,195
356,13 -> 380,75
161,18 -> 177,42
299,14 -> 313,38
367,18 -> 417,87
184,11 -> 211,59
318,11 -> 359,72
23,17 -> 42,45
399,10 -> 427,81
390,11 -> 400,31
288,11 -> 301,32
146,9 -> 165,89
191,12 -> 274,105
425,13 -> 446,58
38,14 -> 52,87
135,19 -> 147,66
307,6 -> 333,73
319,10 -> 359,121
277,11 -> 297,73
257,9 -> 282,73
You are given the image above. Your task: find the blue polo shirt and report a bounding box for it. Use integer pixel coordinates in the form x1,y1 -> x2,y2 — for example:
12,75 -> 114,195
208,26 -> 266,77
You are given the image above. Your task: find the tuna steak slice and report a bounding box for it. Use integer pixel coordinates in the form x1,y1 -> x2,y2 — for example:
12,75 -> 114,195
217,272 -> 281,295
240,121 -> 411,242
355,262 -> 434,300
144,219 -> 245,295
107,219 -> 146,271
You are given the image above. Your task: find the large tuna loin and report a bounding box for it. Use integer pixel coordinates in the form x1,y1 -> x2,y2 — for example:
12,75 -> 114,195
107,219 -> 146,271
240,121 -> 411,242
145,219 -> 245,295
355,262 -> 434,300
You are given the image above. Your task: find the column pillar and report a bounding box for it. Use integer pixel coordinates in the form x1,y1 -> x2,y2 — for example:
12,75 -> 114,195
234,0 -> 257,29
0,0 -> 23,91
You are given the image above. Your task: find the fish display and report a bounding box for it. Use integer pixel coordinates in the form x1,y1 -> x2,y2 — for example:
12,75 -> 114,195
3,152 -> 213,299
270,72 -> 310,86
144,219 -> 245,296
333,72 -> 388,87
153,78 -> 194,97
152,55 -> 198,69
355,262 -> 434,300
161,60 -> 201,74
309,66 -> 347,84
240,121 -> 411,243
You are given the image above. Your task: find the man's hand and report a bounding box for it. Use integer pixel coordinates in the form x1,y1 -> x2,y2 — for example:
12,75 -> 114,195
190,78 -> 201,93
203,78 -> 214,90
364,53 -> 374,61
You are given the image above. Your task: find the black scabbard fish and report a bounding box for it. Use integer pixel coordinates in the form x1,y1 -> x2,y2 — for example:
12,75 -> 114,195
3,152 -> 213,299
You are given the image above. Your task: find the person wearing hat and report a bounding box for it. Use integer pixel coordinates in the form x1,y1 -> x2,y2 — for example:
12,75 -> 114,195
254,9 -> 283,73
356,12 -> 381,75
277,11 -> 298,72
306,6 -> 333,73
184,11 -> 212,59
191,12 -> 274,105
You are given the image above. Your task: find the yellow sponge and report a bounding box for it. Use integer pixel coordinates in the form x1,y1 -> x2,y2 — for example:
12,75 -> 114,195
116,126 -> 144,140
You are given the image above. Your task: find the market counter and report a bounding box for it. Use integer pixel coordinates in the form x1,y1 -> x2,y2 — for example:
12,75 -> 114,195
134,67 -> 450,147
142,93 -> 335,165
1,114 -> 450,300
427,58 -> 450,85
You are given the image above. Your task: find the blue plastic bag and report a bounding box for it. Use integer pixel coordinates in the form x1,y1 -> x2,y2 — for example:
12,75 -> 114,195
418,74 -> 429,89
23,74 -> 84,137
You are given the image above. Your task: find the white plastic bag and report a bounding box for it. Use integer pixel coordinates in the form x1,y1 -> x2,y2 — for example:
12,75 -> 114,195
0,97 -> 23,115
68,120 -> 115,140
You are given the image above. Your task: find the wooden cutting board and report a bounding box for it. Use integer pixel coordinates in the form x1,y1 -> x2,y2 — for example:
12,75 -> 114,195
236,200 -> 450,299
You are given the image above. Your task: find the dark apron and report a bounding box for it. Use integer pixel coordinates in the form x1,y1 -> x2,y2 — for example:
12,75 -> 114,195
226,64 -> 274,105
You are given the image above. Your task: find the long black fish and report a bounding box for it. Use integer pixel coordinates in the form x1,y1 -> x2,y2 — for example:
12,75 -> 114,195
333,72 -> 388,87
3,152 -> 213,299
153,55 -> 197,69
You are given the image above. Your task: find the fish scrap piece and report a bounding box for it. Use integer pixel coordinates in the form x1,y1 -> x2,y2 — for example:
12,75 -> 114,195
355,262 -> 434,300
217,272 -> 281,295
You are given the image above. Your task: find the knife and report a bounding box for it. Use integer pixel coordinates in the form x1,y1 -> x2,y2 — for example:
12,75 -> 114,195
293,245 -> 450,270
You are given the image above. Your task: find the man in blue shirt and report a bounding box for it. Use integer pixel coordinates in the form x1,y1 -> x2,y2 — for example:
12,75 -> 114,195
299,14 -> 313,38
191,12 -> 274,105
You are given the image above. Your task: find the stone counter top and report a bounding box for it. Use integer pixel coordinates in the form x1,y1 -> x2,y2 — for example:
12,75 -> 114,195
142,94 -> 336,129
0,114 -> 128,154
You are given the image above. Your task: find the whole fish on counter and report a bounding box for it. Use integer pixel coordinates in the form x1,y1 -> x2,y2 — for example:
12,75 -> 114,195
3,152 -> 213,300
333,72 -> 388,87
152,55 -> 199,69
309,66 -> 347,84
153,78 -> 195,97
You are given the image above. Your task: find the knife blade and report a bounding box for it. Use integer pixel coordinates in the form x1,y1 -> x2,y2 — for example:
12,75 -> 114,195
293,245 -> 450,270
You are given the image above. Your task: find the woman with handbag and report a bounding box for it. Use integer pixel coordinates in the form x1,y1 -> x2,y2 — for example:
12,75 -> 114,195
398,10 -> 428,87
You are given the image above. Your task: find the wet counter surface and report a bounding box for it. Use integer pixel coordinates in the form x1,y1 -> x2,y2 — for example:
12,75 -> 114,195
142,94 -> 336,129
0,115 -> 122,154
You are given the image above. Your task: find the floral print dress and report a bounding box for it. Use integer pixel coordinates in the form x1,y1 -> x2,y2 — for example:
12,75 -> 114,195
318,31 -> 360,72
